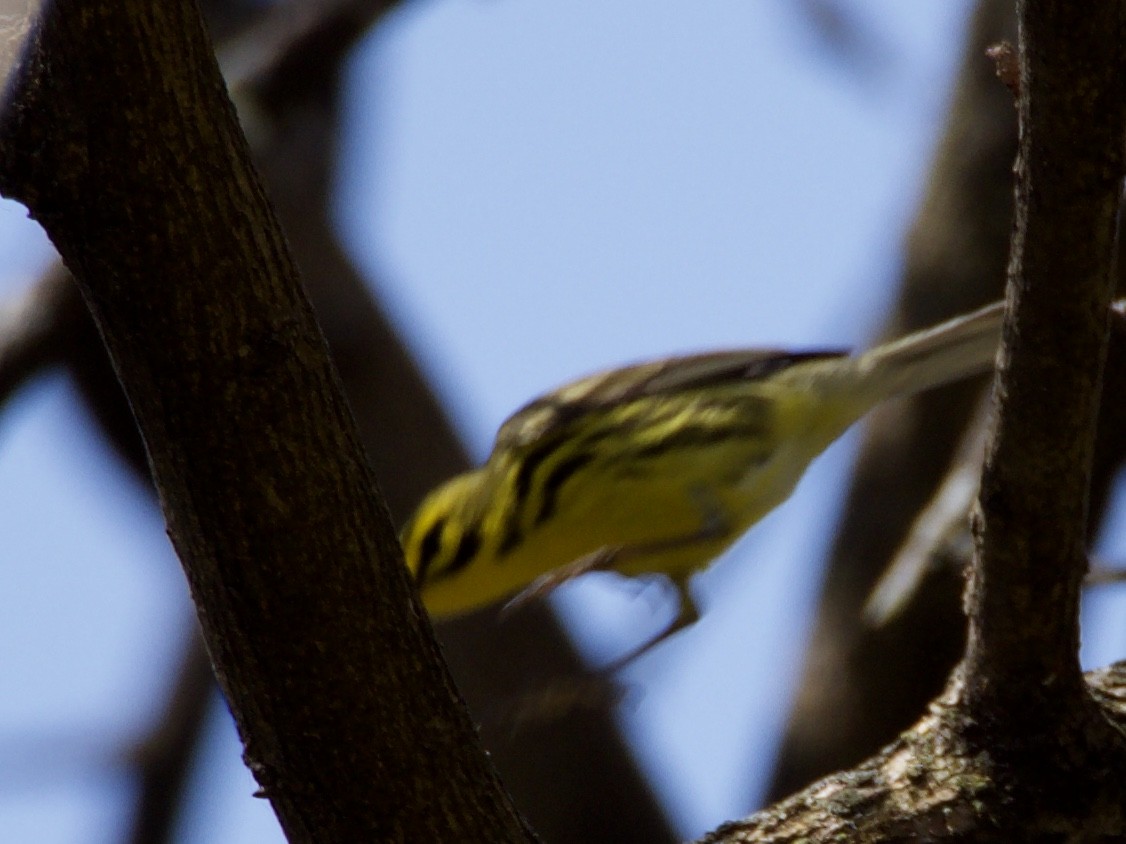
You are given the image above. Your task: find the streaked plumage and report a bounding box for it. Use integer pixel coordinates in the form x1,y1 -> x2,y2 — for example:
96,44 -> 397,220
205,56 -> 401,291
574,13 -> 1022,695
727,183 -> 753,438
401,301 -> 1004,660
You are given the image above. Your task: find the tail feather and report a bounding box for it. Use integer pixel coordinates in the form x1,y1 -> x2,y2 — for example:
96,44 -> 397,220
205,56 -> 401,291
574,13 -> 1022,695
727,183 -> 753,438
849,300 -> 1004,403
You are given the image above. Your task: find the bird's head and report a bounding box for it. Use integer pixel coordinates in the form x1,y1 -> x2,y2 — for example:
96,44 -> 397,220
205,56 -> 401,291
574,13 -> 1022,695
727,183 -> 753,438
400,470 -> 489,590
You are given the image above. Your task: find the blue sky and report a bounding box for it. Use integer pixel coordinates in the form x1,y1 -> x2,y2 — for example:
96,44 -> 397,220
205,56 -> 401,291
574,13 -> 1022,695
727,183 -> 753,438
6,2 -> 1124,842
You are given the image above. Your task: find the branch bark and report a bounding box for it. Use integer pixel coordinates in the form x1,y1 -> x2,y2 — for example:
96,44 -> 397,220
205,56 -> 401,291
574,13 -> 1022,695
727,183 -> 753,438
231,4 -> 674,837
962,0 -> 1124,715
720,0 -> 1126,838
703,661 -> 1126,842
0,2 -> 534,840
768,0 -> 1018,799
0,1 -> 673,839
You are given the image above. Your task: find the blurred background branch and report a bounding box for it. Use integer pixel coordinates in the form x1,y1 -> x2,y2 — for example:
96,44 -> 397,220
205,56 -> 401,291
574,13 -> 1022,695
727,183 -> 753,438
767,0 -> 1016,801
0,1 -> 672,841
9,0 -> 1122,840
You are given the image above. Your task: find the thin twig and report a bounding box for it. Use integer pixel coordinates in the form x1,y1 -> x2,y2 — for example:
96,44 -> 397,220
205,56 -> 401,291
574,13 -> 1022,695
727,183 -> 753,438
863,391 -> 992,627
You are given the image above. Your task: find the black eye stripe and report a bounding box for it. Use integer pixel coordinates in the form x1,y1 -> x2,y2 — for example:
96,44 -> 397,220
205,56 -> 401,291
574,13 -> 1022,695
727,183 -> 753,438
414,519 -> 445,584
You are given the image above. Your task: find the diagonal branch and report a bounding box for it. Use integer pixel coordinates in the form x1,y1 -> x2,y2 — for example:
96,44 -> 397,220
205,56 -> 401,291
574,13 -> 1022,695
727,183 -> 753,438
0,1 -> 533,840
126,633 -> 214,844
0,0 -> 672,838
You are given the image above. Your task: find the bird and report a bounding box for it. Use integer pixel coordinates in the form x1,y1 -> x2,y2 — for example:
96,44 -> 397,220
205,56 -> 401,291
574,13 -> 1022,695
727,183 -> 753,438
400,300 -> 1003,665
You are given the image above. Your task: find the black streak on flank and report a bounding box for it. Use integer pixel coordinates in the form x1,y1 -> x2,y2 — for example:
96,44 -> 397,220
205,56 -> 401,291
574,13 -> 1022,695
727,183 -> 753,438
497,523 -> 522,558
535,452 -> 596,525
414,519 -> 445,584
496,439 -> 561,557
510,435 -> 562,509
443,528 -> 482,577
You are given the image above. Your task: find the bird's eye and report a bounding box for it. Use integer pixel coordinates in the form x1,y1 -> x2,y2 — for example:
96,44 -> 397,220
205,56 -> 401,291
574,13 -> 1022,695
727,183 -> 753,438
413,518 -> 445,584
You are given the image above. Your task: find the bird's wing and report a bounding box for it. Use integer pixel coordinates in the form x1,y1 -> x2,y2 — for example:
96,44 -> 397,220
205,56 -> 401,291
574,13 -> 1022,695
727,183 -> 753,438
494,348 -> 848,451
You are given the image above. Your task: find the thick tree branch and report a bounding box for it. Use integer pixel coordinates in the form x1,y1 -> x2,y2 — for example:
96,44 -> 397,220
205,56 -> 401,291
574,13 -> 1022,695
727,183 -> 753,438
0,2 -> 533,840
962,0 -> 1125,712
714,1 -> 1126,838
702,662 -> 1126,842
768,0 -> 1016,799
0,0 -> 671,837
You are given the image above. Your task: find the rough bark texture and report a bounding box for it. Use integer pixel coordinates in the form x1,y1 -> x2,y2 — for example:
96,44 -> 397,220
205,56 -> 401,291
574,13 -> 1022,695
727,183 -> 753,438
722,0 -> 1126,839
5,0 -> 1126,839
768,0 -> 1017,800
706,663 -> 1126,842
0,1 -> 673,841
962,0 -> 1124,712
0,2 -> 534,840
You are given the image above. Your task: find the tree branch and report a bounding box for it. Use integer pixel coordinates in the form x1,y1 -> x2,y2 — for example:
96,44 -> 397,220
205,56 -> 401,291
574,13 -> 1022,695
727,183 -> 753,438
962,0 -> 1125,713
127,632 -> 214,844
0,1 -> 533,840
768,0 -> 1017,799
702,662 -> 1126,842
0,0 -> 671,837
715,0 -> 1126,837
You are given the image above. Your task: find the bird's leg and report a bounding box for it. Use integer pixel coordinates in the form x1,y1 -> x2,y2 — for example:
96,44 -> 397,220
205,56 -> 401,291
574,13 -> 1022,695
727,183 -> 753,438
490,579 -> 699,732
501,494 -> 728,617
491,499 -> 727,726
500,545 -> 623,617
597,578 -> 700,674
502,488 -> 728,670
595,490 -> 729,670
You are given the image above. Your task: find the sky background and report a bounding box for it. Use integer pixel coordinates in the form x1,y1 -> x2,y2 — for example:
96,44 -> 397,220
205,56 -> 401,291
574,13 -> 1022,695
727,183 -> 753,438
2,1 -> 1126,842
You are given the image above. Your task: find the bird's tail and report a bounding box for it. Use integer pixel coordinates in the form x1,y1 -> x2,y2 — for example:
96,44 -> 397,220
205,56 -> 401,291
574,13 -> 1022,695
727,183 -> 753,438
847,300 -> 1004,405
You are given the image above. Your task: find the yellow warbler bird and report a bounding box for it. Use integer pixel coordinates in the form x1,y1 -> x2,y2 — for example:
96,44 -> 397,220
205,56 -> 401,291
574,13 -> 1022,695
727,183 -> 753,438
401,301 -> 1003,661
